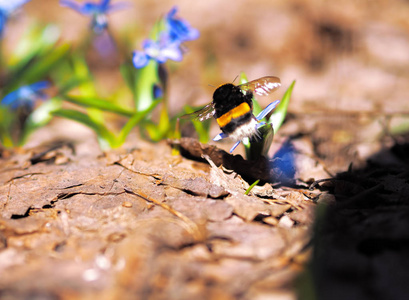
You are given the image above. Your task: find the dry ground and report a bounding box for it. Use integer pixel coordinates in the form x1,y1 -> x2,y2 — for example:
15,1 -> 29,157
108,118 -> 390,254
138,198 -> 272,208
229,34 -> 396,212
1,0 -> 409,299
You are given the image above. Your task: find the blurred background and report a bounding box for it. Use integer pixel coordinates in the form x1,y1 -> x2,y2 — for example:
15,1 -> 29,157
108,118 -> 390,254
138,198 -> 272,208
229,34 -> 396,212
3,0 -> 409,172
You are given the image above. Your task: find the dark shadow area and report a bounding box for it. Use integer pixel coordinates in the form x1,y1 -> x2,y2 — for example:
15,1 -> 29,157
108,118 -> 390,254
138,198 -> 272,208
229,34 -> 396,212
302,135 -> 409,300
176,137 -> 298,186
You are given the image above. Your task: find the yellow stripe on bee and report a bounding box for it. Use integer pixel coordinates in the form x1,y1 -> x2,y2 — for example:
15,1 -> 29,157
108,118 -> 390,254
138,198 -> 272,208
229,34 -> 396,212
216,102 -> 251,128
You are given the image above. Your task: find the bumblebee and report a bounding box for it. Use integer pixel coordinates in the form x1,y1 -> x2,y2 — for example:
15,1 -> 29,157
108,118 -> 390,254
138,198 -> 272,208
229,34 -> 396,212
188,76 -> 281,143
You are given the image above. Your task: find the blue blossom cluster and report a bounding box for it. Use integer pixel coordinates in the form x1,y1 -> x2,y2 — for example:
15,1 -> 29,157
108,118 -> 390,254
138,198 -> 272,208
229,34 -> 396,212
0,0 -> 31,37
1,1 -> 201,148
60,0 -> 128,34
1,81 -> 50,110
132,7 -> 199,68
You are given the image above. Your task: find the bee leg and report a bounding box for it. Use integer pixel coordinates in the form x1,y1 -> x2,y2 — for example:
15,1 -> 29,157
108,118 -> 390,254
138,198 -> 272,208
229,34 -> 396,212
256,100 -> 280,121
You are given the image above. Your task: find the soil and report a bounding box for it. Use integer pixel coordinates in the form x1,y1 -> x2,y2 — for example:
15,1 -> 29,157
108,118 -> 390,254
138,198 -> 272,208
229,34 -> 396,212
1,0 -> 409,299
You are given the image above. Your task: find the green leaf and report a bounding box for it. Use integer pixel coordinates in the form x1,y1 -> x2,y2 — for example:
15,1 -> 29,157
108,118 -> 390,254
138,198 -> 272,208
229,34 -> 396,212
143,121 -> 163,142
182,105 -> 210,143
8,24 -> 61,70
245,179 -> 260,195
143,113 -> 170,142
62,95 -> 135,117
56,77 -> 90,95
133,60 -> 160,111
269,80 -> 295,133
0,106 -> 15,148
8,44 -> 71,92
19,98 -> 62,146
52,109 -> 115,150
157,101 -> 170,135
244,123 -> 275,160
71,54 -> 97,97
50,57 -> 91,95
120,61 -> 136,94
116,100 -> 160,146
239,72 -> 248,85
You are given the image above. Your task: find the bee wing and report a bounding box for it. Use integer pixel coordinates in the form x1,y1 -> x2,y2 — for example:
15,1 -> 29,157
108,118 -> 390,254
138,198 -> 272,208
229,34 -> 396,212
180,103 -> 215,121
239,76 -> 281,97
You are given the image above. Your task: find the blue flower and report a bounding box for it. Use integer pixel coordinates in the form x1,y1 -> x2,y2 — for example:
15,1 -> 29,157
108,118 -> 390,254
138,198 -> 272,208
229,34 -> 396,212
0,0 -> 31,37
165,6 -> 199,43
271,139 -> 296,184
1,81 -> 50,110
132,34 -> 184,68
213,100 -> 281,153
132,7 -> 198,69
60,0 -> 129,34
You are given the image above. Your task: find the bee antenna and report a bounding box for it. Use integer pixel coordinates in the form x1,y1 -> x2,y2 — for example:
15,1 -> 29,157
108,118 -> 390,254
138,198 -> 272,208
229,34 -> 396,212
208,84 -> 215,87
232,75 -> 239,83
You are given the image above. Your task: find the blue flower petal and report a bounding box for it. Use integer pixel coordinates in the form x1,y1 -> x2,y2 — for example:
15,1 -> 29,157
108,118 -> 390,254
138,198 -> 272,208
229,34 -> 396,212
256,100 -> 280,121
272,140 -> 296,183
106,2 -> 130,13
142,39 -> 156,50
100,0 -> 111,10
213,132 -> 229,141
81,3 -> 100,14
212,133 -> 242,153
0,0 -> 31,37
29,80 -> 51,91
153,85 -> 163,99
60,0 -> 128,16
159,42 -> 183,62
166,6 -> 178,19
60,0 -> 83,14
229,141 -> 241,153
132,51 -> 149,68
166,6 -> 199,43
0,0 -> 31,14
1,81 -> 50,110
0,12 -> 6,36
1,90 -> 20,107
132,7 -> 197,68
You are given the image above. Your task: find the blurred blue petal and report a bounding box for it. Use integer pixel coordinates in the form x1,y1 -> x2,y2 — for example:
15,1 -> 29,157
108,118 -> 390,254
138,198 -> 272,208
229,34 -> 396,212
60,0 -> 128,33
60,0 -> 83,13
256,100 -> 280,121
29,81 -> 51,90
133,36 -> 183,68
106,2 -> 130,13
271,140 -> 296,183
153,85 -> 163,99
60,0 -> 128,15
157,39 -> 183,62
0,12 -> 6,35
229,141 -> 241,153
213,132 -> 228,141
100,0 -> 110,9
0,0 -> 31,37
166,6 -> 199,43
132,51 -> 149,68
0,0 -> 31,13
132,6 -> 197,69
1,81 -> 50,110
